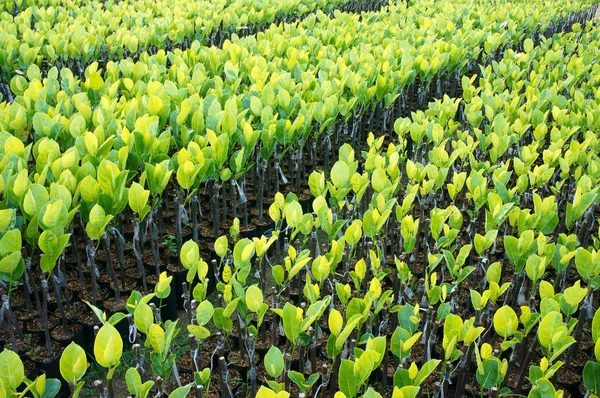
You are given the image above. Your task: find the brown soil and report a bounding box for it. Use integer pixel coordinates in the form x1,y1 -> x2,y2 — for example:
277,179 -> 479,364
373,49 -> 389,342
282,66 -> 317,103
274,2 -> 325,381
77,286 -> 111,303
110,277 -> 138,292
24,315 -> 59,333
51,323 -> 83,341
14,306 -> 38,321
28,340 -> 64,362
103,297 -> 128,312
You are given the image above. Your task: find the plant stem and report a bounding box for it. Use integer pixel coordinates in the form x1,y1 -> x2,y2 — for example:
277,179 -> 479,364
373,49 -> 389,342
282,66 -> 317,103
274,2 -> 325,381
231,180 -> 237,221
40,274 -> 53,356
514,334 -> 536,394
102,233 -> 121,302
212,181 -> 220,238
71,232 -> 85,288
218,356 -> 232,398
25,258 -> 43,319
111,228 -> 127,291
248,334 -> 257,398
454,345 -> 472,397
150,216 -> 162,277
51,266 -> 70,335
257,158 -> 266,224
133,220 -> 148,293
191,195 -> 200,244
86,242 -> 98,306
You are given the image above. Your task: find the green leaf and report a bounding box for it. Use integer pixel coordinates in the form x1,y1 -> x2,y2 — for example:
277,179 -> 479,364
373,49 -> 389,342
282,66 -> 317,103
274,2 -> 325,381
371,168 -> 389,193
59,343 -> 87,384
0,229 -> 21,257
264,346 -> 284,378
223,298 -> 240,318
414,359 -> 441,385
187,325 -> 210,340
339,359 -> 358,398
148,96 -> 164,116
272,265 -> 284,286
94,322 -> 123,368
245,284 -> 263,313
493,306 -> 518,338
250,96 -> 263,116
329,309 -> 343,336
284,201 -> 303,229
148,324 -> 166,356
563,280 -> 587,307
129,182 -> 150,217
476,358 -> 501,389
593,309 -> 600,342
396,386 -> 420,398
0,350 -> 24,392
354,349 -> 379,386
0,252 -> 21,274
331,161 -> 350,188
168,385 -> 191,398
528,378 -> 557,398
365,336 -> 387,368
363,387 -> 382,398
126,368 -> 142,395
575,248 -> 596,280
214,236 -> 228,258
180,241 -> 200,270
134,301 -> 154,334
336,314 -> 363,350
287,370 -> 307,391
584,361 -> 600,395
41,377 -> 62,398
282,302 -> 302,344
538,311 -> 564,349
73,381 -> 85,398
89,72 -> 104,91
107,312 -> 128,327
196,300 -> 214,326
233,238 -> 255,274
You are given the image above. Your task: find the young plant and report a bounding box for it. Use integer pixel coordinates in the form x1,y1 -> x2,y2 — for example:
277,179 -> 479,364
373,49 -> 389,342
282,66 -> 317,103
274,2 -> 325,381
59,342 -> 88,397
125,367 -> 155,398
473,343 -> 508,395
264,346 -> 285,392
94,322 -> 124,397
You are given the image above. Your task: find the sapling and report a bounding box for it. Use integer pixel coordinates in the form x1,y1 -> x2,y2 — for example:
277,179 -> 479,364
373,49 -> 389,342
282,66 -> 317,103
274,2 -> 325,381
59,342 -> 88,396
94,321 -> 123,398
288,371 -> 320,396
125,366 -> 154,398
